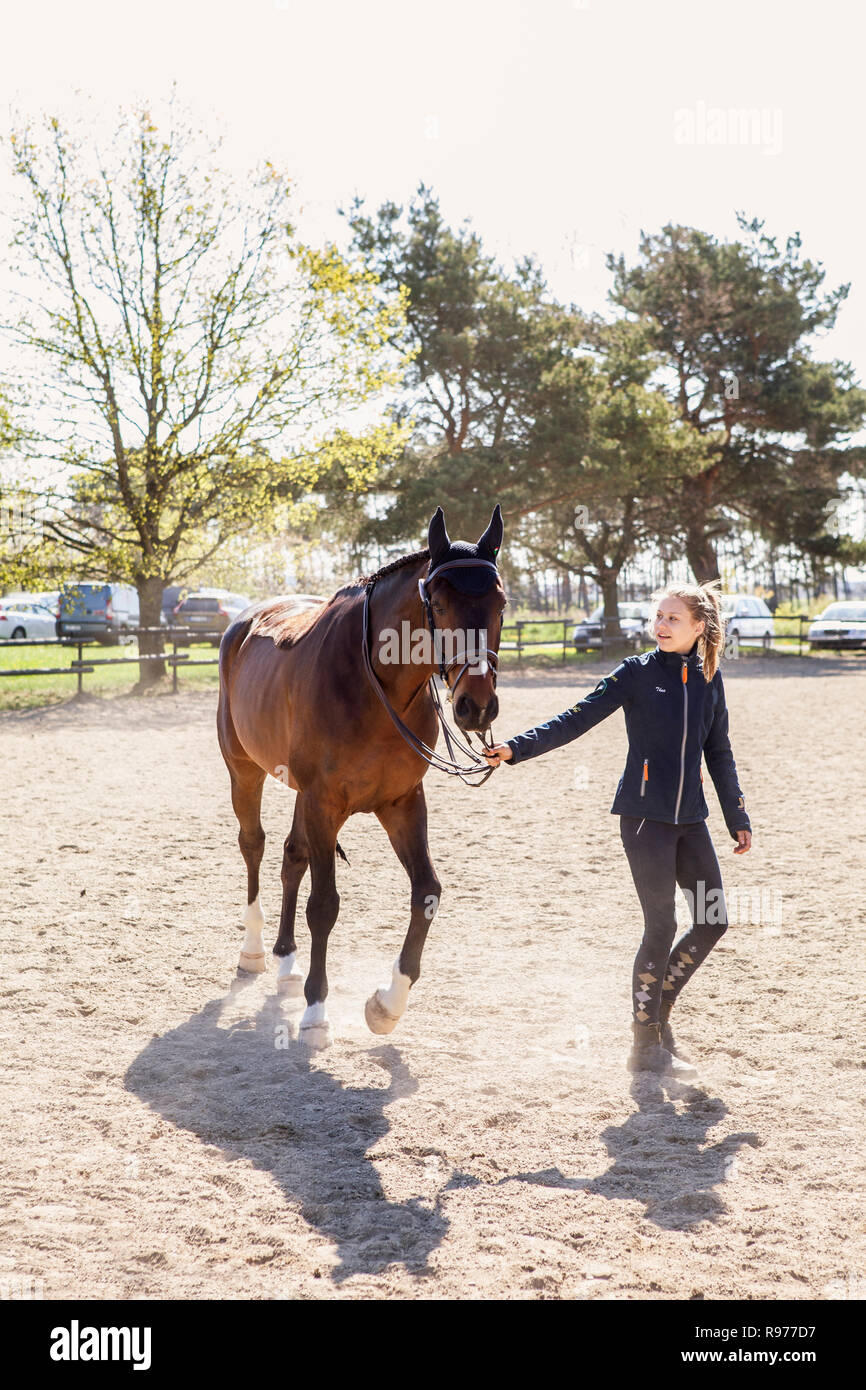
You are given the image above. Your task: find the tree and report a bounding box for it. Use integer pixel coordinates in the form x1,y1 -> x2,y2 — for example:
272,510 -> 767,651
330,184 -> 580,552
608,218 -> 866,582
520,321 -> 711,636
4,96 -> 410,681
0,393 -> 45,595
330,188 -> 711,623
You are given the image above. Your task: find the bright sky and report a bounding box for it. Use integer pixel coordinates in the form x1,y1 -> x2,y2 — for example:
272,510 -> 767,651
2,0 -> 864,378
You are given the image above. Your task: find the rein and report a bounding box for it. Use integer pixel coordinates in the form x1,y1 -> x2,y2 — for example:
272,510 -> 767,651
361,557 -> 502,787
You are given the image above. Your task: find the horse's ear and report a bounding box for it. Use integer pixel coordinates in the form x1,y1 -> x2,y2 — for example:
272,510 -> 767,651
477,503 -> 503,560
427,506 -> 451,563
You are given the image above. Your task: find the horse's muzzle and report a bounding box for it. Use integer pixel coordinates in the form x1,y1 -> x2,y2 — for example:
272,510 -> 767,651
453,692 -> 499,733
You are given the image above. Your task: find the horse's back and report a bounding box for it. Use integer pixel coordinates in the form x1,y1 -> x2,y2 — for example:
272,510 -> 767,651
217,592 -> 347,778
239,594 -> 327,646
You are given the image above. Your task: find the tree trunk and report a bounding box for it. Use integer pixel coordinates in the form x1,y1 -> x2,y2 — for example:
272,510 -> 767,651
600,571 -> 625,651
685,524 -> 721,584
561,570 -> 572,612
681,467 -> 722,583
136,576 -> 166,686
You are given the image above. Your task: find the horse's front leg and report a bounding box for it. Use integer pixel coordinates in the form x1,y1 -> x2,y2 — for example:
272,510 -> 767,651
273,800 -> 308,999
366,783 -> 442,1035
298,800 -> 343,1049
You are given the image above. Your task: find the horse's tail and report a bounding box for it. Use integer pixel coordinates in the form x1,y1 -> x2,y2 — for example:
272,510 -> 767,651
217,617 -> 256,764
219,614 -> 254,683
336,841 -> 350,865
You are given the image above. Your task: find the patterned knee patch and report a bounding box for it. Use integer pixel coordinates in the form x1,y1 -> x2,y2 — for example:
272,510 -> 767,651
663,947 -> 695,996
632,957 -> 663,1024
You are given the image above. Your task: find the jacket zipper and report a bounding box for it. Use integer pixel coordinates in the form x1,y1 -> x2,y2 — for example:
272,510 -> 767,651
640,758 -> 648,797
674,658 -> 688,823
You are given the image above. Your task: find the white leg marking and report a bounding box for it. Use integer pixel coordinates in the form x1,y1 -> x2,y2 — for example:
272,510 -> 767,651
365,956 -> 412,1035
299,999 -> 332,1049
238,895 -> 267,973
378,957 -> 412,1018
276,951 -> 304,999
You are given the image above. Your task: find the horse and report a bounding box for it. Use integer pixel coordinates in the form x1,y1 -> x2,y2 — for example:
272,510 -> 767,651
216,505 -> 507,1047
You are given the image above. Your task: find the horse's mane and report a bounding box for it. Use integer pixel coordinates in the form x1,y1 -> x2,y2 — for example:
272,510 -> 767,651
242,550 -> 431,650
332,547 -> 430,599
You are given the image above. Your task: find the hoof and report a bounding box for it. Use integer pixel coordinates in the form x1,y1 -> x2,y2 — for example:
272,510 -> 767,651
299,1021 -> 333,1050
365,991 -> 399,1035
277,973 -> 304,999
238,950 -> 267,974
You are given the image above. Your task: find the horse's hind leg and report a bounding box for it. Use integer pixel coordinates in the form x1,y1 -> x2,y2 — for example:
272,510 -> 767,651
229,764 -> 268,974
273,800 -> 308,999
366,784 -> 442,1035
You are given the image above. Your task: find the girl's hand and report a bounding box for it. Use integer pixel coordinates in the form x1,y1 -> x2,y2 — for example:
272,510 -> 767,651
481,743 -> 513,767
733,829 -> 751,854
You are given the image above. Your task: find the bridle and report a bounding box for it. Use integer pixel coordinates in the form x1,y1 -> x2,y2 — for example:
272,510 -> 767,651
418,558 -> 501,692
361,556 -> 503,786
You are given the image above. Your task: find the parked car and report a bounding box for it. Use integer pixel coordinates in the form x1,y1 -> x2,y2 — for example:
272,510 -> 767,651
721,594 -> 775,644
573,602 -> 652,652
0,596 -> 59,641
57,582 -> 140,645
172,590 -> 252,645
808,602 -> 866,651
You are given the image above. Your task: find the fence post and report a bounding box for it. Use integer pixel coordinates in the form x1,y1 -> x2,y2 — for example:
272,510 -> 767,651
562,619 -> 568,662
516,620 -> 523,666
172,637 -> 178,695
77,641 -> 83,697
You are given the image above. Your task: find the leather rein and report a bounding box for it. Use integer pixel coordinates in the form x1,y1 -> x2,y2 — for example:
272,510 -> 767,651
361,557 -> 502,787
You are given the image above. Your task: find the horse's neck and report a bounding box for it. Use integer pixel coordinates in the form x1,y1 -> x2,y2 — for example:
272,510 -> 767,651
367,560 -> 435,710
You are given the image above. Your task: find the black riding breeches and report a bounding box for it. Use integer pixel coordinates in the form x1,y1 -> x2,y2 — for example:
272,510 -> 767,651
619,815 -> 729,1024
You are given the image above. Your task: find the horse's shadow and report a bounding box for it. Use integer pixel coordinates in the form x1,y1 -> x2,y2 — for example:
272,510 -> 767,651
123,985 -> 448,1282
451,1076 -> 761,1231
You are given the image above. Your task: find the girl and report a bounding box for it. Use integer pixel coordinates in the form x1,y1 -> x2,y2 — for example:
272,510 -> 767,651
482,581 -> 752,1077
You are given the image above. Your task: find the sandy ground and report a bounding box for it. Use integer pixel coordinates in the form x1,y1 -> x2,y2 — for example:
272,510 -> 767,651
2,654 -> 865,1301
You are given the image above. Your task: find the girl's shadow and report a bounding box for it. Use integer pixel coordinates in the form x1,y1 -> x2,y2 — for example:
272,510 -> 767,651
480,1078 -> 760,1229
123,986 -> 448,1282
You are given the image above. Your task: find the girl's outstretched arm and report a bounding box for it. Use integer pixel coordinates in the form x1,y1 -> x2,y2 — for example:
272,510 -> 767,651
483,658 -> 635,768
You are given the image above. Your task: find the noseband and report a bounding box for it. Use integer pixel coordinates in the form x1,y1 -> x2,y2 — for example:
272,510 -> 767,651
361,556 -> 502,786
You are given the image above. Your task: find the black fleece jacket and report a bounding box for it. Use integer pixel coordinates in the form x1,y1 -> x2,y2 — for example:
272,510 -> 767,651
506,641 -> 752,840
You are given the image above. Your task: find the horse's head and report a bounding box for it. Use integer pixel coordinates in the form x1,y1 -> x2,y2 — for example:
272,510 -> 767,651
423,504 -> 506,734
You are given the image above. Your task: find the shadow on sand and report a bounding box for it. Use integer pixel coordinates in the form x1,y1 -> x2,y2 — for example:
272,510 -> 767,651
448,1074 -> 760,1231
124,981 -> 448,1282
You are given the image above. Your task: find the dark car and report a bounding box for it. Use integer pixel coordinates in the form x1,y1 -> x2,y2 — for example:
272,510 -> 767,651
572,602 -> 652,652
172,590 -> 251,646
57,583 -> 139,645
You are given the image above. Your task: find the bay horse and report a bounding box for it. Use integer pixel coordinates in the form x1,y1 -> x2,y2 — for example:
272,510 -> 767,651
216,505 -> 506,1047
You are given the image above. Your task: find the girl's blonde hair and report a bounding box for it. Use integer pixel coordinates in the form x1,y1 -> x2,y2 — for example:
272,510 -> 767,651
649,578 -> 725,680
